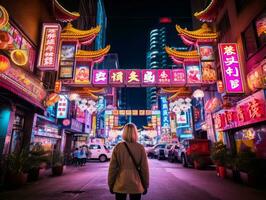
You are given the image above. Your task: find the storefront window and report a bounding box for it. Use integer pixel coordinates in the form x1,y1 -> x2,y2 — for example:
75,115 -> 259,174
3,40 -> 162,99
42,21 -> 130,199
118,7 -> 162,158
242,9 -> 266,59
235,125 -> 266,159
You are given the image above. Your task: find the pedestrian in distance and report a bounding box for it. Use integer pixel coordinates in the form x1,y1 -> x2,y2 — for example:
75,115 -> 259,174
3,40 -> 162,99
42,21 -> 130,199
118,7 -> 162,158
72,148 -> 79,166
78,147 -> 87,166
108,123 -> 149,200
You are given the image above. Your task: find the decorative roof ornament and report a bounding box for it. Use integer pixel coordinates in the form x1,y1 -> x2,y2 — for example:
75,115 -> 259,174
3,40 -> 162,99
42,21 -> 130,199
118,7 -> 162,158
76,45 -> 111,62
53,0 -> 80,22
176,23 -> 218,45
194,0 -> 224,23
165,47 -> 199,63
61,23 -> 101,44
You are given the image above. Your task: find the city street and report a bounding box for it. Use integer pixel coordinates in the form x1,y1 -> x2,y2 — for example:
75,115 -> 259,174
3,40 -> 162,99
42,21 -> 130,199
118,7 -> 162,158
0,159 -> 265,200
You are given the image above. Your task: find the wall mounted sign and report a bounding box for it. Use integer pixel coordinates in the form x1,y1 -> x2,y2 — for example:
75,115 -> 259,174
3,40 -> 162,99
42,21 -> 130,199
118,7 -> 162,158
56,95 -> 68,119
74,65 -> 90,84
186,65 -> 201,84
218,43 -> 244,93
37,23 -> 61,71
199,45 -> 215,61
59,43 -> 76,79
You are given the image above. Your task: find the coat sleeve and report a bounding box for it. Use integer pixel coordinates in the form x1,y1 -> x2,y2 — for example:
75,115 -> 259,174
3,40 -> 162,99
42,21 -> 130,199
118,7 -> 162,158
108,147 -> 119,189
140,147 -> 149,189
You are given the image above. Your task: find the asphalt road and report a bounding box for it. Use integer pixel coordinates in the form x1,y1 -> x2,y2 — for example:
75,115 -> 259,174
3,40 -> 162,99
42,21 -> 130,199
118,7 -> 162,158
0,159 -> 265,200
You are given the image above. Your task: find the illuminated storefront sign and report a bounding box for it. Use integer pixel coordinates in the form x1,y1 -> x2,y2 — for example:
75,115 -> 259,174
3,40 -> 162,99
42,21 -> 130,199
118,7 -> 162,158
142,70 -> 157,86
218,43 -> 244,93
56,95 -> 68,119
236,89 -> 266,127
186,65 -> 201,84
0,64 -> 46,105
157,69 -> 171,86
37,23 -> 61,71
54,80 -> 62,93
109,69 -> 124,85
125,70 -> 141,86
213,90 -> 266,130
74,65 -> 90,84
217,80 -> 224,93
171,69 -> 186,86
160,96 -> 170,128
59,43 -> 76,79
92,70 -> 108,86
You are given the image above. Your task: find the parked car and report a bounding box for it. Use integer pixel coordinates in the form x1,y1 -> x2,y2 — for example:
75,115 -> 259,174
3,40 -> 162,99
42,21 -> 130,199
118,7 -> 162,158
177,139 -> 211,167
167,144 -> 180,163
146,143 -> 166,159
87,143 -> 112,162
155,143 -> 179,160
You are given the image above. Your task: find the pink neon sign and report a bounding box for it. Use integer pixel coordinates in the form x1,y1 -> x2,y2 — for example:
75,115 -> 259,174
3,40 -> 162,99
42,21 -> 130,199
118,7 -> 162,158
109,69 -> 125,85
157,69 -> 171,86
218,43 -> 244,93
92,70 -> 108,86
142,70 -> 157,86
171,69 -> 186,86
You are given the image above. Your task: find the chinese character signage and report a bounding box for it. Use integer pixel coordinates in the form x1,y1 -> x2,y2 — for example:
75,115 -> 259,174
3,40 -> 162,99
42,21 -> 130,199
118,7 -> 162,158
186,65 -> 201,84
171,69 -> 186,86
38,23 -> 61,71
218,43 -> 244,93
236,89 -> 266,127
142,70 -> 157,86
109,70 -> 124,85
157,69 -> 171,86
59,43 -> 76,79
56,95 -> 68,119
74,65 -> 90,84
92,70 -> 108,86
199,45 -> 215,61
125,70 -> 141,87
160,96 -> 170,128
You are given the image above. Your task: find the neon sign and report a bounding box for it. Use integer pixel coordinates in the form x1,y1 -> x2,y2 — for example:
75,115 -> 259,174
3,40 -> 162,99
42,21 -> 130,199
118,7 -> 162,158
160,96 -> 170,128
38,23 -> 61,71
92,70 -> 108,86
218,43 -> 244,93
56,95 -> 68,119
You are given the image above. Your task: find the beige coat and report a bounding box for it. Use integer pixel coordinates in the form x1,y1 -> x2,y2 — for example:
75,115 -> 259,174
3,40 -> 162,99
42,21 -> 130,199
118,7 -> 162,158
108,142 -> 149,194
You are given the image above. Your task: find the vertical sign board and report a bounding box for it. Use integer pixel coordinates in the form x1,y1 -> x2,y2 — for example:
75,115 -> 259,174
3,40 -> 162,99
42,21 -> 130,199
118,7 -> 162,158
125,69 -> 141,87
37,23 -> 61,71
56,95 -> 68,119
186,65 -> 202,84
59,43 -> 76,79
160,96 -> 170,128
218,43 -> 244,93
92,70 -> 108,86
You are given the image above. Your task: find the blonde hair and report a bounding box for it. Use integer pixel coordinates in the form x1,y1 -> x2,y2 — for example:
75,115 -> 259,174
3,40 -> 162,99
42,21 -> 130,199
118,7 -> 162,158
122,123 -> 138,143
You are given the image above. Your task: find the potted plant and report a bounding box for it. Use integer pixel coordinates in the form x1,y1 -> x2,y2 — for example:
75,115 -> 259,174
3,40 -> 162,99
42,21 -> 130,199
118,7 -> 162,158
210,142 -> 227,178
235,148 -> 263,187
50,150 -> 64,176
5,149 -> 29,188
27,143 -> 49,181
190,153 -> 206,170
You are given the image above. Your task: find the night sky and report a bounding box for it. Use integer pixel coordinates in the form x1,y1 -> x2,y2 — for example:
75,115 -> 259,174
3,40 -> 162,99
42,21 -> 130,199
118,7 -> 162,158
60,0 -> 193,127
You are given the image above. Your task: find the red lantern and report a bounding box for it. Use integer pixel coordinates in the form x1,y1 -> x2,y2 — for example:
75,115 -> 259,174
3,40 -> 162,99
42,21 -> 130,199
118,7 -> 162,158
0,55 -> 10,73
